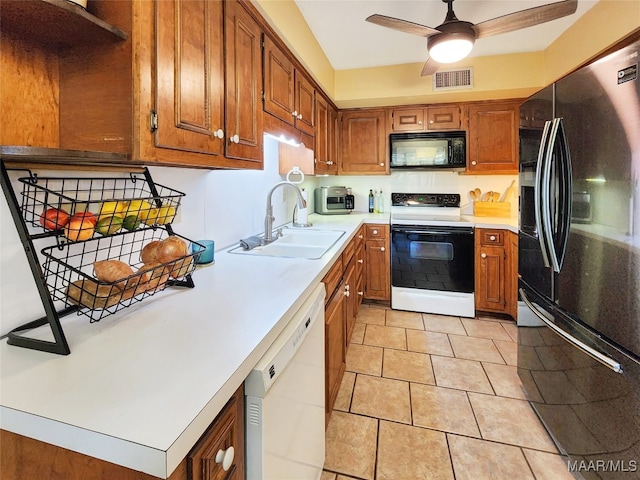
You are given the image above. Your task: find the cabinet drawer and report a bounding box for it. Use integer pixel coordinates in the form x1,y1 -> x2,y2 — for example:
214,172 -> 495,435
365,224 -> 388,239
342,237 -> 355,265
479,230 -> 505,246
322,257 -> 343,301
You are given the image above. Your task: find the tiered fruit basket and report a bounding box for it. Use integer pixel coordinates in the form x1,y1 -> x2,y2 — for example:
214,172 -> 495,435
1,151 -> 203,354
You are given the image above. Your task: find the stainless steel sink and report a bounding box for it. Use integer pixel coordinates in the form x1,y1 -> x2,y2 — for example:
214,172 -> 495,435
229,228 -> 345,259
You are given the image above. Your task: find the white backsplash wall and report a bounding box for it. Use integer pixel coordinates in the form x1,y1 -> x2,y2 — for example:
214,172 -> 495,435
317,171 -> 518,215
0,135 -> 319,335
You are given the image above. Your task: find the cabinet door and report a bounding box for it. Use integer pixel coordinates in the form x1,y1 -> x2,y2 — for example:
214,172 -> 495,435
314,95 -> 329,174
325,287 -> 346,426
344,257 -> 357,346
364,225 -> 390,301
262,34 -> 295,126
467,102 -> 519,173
339,109 -> 387,174
294,70 -> 315,135
187,386 -> 245,480
224,1 -> 263,164
475,229 -> 507,313
390,108 -> 425,131
426,105 -> 461,130
155,0 -> 224,157
327,104 -> 339,174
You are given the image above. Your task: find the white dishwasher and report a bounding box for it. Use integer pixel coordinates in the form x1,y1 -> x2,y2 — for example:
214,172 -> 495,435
245,283 -> 326,480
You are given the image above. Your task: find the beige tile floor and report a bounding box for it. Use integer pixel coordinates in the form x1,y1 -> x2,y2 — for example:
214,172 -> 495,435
322,304 -> 577,480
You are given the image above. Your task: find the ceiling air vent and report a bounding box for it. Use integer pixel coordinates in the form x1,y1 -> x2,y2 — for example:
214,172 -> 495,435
433,68 -> 473,91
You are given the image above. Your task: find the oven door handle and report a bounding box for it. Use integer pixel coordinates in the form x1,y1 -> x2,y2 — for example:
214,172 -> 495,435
391,228 -> 473,236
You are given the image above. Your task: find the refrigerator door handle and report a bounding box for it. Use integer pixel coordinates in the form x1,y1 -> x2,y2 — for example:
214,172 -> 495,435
535,120 -> 554,268
555,118 -> 573,270
519,288 -> 623,374
541,118 -> 573,272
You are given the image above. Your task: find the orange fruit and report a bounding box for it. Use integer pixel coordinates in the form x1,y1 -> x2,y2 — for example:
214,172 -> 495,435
64,219 -> 95,242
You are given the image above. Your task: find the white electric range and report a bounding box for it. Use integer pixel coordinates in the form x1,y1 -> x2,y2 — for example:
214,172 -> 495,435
390,193 -> 475,318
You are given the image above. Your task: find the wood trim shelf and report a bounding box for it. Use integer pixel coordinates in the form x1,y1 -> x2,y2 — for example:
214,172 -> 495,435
0,0 -> 127,48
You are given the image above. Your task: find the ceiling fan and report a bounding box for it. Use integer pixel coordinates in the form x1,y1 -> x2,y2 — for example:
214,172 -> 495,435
366,0 -> 578,76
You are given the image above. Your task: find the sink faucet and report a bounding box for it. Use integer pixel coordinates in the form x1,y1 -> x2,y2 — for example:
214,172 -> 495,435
264,182 -> 307,244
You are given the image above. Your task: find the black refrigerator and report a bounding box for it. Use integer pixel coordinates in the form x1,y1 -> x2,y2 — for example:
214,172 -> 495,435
518,34 -> 640,479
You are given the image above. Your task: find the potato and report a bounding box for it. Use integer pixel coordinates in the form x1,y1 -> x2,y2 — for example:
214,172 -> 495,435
141,240 -> 161,263
66,279 -> 121,309
156,236 -> 188,263
93,260 -> 134,290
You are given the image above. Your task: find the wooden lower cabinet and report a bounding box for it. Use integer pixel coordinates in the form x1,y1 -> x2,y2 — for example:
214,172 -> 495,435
475,228 -> 518,318
322,229 -> 365,426
364,224 -> 390,301
324,278 -> 346,427
0,386 -> 245,480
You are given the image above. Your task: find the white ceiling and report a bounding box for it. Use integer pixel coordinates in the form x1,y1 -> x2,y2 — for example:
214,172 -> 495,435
294,0 -> 598,70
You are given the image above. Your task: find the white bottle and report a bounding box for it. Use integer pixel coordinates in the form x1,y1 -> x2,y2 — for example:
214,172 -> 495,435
373,189 -> 380,213
378,189 -> 385,213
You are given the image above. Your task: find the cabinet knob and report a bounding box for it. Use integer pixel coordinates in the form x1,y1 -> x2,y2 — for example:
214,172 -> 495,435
213,129 -> 224,139
380,246 -> 386,252
490,235 -> 496,241
471,161 -> 477,166
358,291 -> 364,296
215,446 -> 235,472
230,134 -> 240,144
345,284 -> 350,291
429,120 -> 434,124
344,290 -> 350,297
326,161 -> 334,165
292,110 -> 298,117
358,234 -> 363,239
358,259 -> 364,264
298,114 -> 303,120
380,163 -> 385,167
373,229 -> 378,235
481,253 -> 487,258
418,121 -> 423,125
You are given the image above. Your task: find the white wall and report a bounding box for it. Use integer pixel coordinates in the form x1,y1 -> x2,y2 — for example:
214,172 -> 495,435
318,171 -> 517,216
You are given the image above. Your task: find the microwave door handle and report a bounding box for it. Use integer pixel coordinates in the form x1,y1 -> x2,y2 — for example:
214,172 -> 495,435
535,120 -> 553,269
519,288 -> 623,374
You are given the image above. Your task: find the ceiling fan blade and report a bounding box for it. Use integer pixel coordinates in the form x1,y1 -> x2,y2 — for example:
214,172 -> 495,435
472,0 -> 578,39
366,14 -> 440,38
421,58 -> 440,77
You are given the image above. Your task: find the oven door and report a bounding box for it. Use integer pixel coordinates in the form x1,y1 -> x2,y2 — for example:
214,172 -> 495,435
391,225 -> 474,293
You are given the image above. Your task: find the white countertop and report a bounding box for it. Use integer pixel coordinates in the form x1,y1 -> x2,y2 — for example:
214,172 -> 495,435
0,211 -> 515,478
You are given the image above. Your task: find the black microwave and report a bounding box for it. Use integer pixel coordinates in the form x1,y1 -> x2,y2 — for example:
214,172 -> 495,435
390,131 -> 466,169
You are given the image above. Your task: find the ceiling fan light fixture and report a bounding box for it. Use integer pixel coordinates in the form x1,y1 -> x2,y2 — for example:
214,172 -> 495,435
428,32 -> 475,64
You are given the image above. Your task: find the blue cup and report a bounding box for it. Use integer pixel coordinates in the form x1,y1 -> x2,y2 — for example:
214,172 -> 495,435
191,240 -> 215,264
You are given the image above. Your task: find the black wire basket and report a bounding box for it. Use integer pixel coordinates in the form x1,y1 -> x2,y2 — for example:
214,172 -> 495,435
18,172 -> 185,240
41,227 -> 204,322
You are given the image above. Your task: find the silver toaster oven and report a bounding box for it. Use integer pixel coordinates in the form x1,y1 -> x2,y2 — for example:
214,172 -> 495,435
314,186 -> 352,215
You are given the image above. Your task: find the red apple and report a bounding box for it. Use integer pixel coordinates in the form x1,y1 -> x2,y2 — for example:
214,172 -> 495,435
39,208 -> 70,230
70,211 -> 98,227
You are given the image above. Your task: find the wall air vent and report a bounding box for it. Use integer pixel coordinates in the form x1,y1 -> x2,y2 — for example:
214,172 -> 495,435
433,68 -> 473,91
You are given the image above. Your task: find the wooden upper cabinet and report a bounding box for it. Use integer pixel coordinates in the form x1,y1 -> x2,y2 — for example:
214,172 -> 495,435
294,71 -> 315,135
224,0 -> 263,164
263,34 -> 295,125
467,101 -> 519,173
155,0 -> 224,158
263,34 -> 315,136
314,94 -> 338,174
339,109 -> 387,175
390,105 -> 461,132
